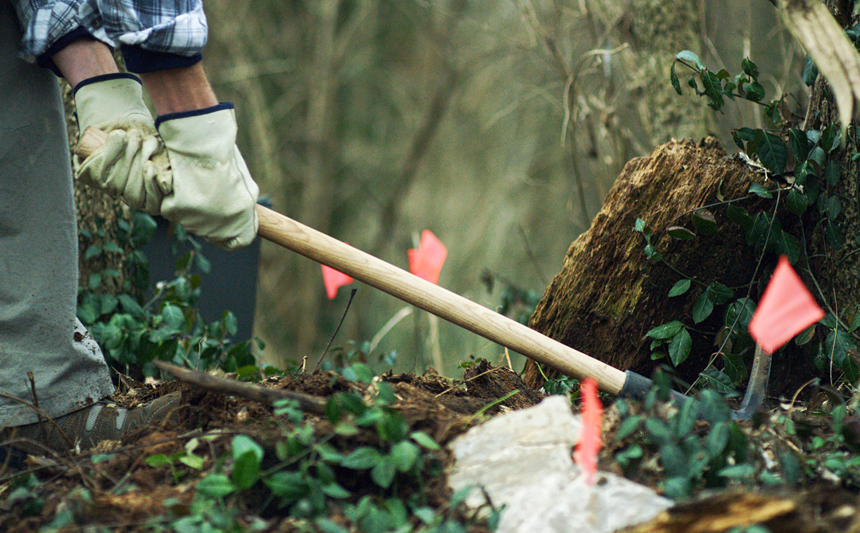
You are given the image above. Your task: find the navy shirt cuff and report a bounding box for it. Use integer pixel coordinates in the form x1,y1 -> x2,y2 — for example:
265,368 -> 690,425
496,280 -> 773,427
121,45 -> 203,74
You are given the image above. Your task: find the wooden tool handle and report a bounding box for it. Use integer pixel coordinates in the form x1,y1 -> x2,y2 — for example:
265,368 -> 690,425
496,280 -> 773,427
75,126 -> 628,395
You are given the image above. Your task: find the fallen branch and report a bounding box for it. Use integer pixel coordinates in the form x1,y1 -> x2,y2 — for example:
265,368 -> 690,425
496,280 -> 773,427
154,361 -> 328,415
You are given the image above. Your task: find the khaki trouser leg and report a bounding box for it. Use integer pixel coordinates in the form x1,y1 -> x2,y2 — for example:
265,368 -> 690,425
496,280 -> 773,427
0,4 -> 114,426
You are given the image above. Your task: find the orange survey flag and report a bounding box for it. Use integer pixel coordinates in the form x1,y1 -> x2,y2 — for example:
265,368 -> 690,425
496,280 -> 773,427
748,255 -> 825,354
321,264 -> 353,300
408,230 -> 447,285
574,377 -> 603,486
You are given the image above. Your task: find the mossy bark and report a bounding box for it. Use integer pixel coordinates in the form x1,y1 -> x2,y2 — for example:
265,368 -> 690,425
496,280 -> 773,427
522,138 -> 800,390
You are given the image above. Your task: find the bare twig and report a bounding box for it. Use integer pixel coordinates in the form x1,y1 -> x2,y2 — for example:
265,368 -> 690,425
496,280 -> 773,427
153,361 -> 328,415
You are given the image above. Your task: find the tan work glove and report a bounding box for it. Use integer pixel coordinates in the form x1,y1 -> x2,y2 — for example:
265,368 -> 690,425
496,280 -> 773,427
157,104 -> 259,250
74,73 -> 172,214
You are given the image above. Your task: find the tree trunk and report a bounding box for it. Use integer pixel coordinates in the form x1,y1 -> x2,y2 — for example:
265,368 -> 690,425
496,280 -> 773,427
524,0 -> 860,398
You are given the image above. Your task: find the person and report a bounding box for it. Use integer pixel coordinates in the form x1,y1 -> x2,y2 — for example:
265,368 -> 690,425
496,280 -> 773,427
1,0 -> 258,461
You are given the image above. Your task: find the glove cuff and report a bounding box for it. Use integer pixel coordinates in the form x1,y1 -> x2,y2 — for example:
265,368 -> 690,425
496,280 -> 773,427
74,73 -> 153,134
73,72 -> 141,95
155,102 -> 235,129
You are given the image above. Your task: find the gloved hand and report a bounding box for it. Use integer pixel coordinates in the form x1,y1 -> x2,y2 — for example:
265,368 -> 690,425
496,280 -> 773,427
74,73 -> 172,214
157,104 -> 259,250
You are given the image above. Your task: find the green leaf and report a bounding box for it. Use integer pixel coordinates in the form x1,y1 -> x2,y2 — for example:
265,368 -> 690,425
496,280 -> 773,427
668,328 -> 692,366
232,435 -> 263,462
341,447 -> 382,470
820,123 -> 840,152
749,183 -> 772,198
787,128 -> 809,161
668,279 -> 692,297
702,71 -> 724,108
232,451 -> 261,490
222,311 -> 238,337
160,304 -> 185,331
670,63 -> 682,95
634,218 -> 646,232
178,453 -> 204,470
644,418 -> 673,445
825,159 -> 841,187
341,363 -> 375,383
706,421 -> 729,458
616,415 -> 642,440
724,298 -> 756,329
410,431 -> 441,450
795,324 -> 817,345
726,204 -> 753,230
691,209 -> 718,236
718,463 -> 756,479
145,454 -> 174,468
742,57 -> 759,79
744,80 -> 765,102
825,328 -> 857,366
675,50 -> 704,70
264,472 -> 308,500
802,55 -> 818,85
646,320 -> 684,340
825,220 -> 844,248
196,474 -> 236,498
708,282 -> 734,305
821,194 -> 842,220
321,483 -> 351,500
390,441 -> 421,472
775,230 -> 801,264
84,245 -> 102,260
786,188 -> 808,215
757,132 -> 787,174
692,291 -> 714,324
370,457 -> 396,488
667,226 -> 696,240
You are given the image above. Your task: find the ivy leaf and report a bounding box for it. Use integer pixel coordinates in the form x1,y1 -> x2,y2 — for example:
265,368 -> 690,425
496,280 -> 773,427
341,447 -> 382,470
749,183 -> 772,198
787,128 -> 810,161
667,226 -> 696,240
196,474 -> 236,499
775,231 -> 801,264
634,218 -> 646,232
670,63 -> 682,95
668,328 -> 692,366
646,321 -> 685,340
370,457 -> 396,488
742,58 -> 759,79
668,279 -> 692,297
825,328 -> 857,366
676,50 -> 704,70
691,209 -> 718,236
786,188 -> 808,215
707,283 -> 734,305
693,291 -> 715,324
757,132 -> 787,174
802,55 -> 818,86
825,159 -> 841,187
702,71 -> 725,108
390,441 -> 421,473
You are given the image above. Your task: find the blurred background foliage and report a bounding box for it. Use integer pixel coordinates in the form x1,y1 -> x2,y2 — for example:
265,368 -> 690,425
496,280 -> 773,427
197,0 -> 806,376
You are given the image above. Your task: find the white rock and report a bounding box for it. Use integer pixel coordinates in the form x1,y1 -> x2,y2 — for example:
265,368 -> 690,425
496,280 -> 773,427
448,395 -> 672,533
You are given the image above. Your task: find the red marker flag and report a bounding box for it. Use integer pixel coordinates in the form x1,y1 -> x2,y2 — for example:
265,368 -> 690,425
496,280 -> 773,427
321,265 -> 353,300
748,255 -> 825,354
574,377 -> 603,486
408,230 -> 447,285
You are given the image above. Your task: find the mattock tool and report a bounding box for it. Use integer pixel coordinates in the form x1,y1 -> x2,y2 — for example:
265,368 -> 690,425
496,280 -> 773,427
75,126 -> 690,404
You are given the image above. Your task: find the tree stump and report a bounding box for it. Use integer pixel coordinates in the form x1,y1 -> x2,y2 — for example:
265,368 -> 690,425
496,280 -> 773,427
523,137 -> 817,394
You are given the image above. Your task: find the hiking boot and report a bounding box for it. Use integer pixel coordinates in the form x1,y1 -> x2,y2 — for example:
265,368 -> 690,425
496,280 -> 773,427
0,392 -> 181,462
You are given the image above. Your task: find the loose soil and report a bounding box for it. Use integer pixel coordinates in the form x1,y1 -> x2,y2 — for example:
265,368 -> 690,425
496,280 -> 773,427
0,360 -> 539,532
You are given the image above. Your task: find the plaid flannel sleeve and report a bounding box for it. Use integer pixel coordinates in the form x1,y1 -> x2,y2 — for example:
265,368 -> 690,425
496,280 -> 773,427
14,0 -> 208,67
